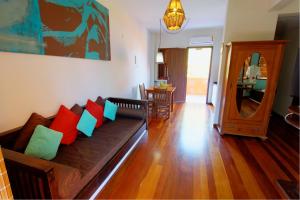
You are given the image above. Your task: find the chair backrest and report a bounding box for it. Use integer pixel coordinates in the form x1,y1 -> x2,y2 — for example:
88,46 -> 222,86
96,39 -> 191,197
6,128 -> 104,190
153,88 -> 170,105
139,83 -> 147,100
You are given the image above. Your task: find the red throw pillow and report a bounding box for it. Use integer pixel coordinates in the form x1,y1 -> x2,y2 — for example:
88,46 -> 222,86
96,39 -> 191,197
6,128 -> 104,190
86,99 -> 104,128
50,105 -> 80,145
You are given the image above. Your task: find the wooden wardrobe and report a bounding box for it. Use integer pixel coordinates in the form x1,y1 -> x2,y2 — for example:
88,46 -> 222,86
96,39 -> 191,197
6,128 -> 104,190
219,41 -> 286,139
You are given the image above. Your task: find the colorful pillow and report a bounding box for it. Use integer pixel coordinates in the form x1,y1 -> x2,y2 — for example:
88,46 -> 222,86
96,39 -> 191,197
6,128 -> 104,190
104,100 -> 118,121
50,105 -> 80,145
71,104 -> 83,116
24,125 -> 63,160
77,110 -> 97,137
86,99 -> 104,128
13,113 -> 51,152
95,96 -> 105,107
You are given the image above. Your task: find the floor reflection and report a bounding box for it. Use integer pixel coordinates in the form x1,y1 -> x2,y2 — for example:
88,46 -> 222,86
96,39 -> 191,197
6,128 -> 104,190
186,95 -> 206,104
179,100 -> 213,157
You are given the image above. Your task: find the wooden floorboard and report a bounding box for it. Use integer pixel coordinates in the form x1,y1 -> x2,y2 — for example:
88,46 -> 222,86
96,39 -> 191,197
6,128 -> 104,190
97,103 -> 299,199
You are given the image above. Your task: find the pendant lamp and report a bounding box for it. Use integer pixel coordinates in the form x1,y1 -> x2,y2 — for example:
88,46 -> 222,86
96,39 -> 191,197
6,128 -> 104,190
163,0 -> 186,31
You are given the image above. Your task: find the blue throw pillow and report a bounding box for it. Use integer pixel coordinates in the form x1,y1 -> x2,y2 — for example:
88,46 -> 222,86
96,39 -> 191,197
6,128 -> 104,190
24,125 -> 63,160
77,110 -> 97,137
104,100 -> 118,121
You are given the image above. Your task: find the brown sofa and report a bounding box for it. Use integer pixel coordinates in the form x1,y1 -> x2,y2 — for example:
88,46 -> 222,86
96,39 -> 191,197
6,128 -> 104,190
0,97 -> 148,199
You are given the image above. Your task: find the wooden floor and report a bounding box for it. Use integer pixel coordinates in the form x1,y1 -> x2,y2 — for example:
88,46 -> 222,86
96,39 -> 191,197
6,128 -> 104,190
97,103 -> 299,199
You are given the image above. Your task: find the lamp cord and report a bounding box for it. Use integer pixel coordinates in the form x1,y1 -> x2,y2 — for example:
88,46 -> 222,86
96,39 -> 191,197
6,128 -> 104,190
159,19 -> 162,49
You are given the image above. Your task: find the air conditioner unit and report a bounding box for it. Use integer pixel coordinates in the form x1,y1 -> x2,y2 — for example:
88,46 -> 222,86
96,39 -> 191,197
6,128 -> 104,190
190,36 -> 213,46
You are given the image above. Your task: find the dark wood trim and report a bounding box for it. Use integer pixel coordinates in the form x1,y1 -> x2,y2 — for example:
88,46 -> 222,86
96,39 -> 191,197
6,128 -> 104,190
4,153 -> 53,199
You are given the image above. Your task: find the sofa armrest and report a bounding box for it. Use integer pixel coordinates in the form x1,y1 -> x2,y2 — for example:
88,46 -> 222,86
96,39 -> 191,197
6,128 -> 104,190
107,97 -> 148,125
3,148 -> 54,172
3,148 -> 81,199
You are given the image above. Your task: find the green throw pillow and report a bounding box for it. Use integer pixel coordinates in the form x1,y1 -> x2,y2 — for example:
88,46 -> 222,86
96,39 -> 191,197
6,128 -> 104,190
25,125 -> 63,160
104,100 -> 118,121
77,110 -> 97,137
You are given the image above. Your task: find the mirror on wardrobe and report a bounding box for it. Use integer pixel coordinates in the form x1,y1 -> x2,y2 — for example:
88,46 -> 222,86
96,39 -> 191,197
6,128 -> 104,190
236,52 -> 268,118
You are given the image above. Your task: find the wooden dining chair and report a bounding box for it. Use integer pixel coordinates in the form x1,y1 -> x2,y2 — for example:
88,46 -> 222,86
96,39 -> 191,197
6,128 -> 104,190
139,83 -> 154,117
139,83 -> 147,100
152,88 -> 171,119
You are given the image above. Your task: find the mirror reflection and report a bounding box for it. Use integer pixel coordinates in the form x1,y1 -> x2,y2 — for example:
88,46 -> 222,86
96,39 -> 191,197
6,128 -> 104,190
236,52 -> 268,118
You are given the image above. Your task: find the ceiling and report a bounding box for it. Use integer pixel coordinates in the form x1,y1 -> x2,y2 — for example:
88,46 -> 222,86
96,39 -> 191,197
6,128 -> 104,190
114,0 -> 227,32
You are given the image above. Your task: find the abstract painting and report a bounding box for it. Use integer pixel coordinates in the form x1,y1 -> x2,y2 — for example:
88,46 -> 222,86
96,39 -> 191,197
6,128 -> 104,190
0,0 -> 111,60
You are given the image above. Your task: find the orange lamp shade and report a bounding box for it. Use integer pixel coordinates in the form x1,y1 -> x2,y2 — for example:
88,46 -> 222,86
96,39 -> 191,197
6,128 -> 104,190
163,0 -> 186,31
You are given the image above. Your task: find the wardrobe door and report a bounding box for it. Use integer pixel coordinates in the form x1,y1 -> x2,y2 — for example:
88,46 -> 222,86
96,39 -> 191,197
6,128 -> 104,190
220,41 -> 286,138
164,48 -> 188,102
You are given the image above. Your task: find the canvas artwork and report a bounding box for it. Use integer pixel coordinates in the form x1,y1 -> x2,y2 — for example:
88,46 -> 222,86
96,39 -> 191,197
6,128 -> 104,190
0,0 -> 111,60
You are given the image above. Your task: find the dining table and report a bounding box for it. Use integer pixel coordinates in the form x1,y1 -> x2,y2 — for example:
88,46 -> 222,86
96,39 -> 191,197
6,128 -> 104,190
145,86 -> 176,112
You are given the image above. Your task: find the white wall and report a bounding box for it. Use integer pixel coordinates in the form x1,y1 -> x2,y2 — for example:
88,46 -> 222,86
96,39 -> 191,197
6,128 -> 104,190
150,27 -> 224,103
0,0 -> 150,132
213,0 -> 299,124
148,33 -> 156,88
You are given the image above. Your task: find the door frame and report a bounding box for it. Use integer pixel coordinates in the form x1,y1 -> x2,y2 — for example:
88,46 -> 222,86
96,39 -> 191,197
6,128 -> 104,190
187,46 -> 214,104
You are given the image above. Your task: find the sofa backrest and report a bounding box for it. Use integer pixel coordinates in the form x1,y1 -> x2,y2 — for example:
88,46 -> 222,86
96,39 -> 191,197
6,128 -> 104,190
0,97 -> 148,150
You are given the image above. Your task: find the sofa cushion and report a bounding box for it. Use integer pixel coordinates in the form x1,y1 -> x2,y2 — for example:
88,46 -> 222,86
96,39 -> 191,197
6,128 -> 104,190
77,110 -> 97,137
13,113 -> 51,152
71,104 -> 84,116
25,125 -> 63,160
104,100 -> 118,121
50,105 -> 80,145
53,117 -> 144,178
86,99 -> 104,128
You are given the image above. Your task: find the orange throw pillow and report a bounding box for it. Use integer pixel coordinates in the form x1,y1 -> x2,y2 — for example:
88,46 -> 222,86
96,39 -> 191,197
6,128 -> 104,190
50,105 -> 80,145
86,99 -> 104,128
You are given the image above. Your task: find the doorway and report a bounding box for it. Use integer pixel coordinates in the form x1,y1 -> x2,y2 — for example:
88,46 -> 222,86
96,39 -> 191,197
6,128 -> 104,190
186,47 -> 213,103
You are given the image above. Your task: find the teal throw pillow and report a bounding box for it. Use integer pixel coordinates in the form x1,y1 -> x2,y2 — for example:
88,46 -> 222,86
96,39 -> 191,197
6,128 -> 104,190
24,125 -> 63,160
77,110 -> 97,137
104,100 -> 118,121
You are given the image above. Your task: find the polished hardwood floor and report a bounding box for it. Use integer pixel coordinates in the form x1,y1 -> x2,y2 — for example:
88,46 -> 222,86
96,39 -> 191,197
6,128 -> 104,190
97,102 -> 299,199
